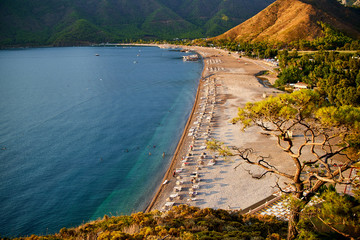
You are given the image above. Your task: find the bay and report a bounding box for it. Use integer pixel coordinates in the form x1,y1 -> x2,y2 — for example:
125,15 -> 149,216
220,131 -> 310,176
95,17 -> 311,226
0,46 -> 203,237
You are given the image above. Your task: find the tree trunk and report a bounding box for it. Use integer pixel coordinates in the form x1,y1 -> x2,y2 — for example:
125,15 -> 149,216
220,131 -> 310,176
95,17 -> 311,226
287,204 -> 301,240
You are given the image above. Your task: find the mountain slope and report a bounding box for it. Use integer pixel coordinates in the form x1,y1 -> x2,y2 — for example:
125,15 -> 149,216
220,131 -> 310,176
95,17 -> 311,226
0,0 -> 275,46
213,0 -> 360,43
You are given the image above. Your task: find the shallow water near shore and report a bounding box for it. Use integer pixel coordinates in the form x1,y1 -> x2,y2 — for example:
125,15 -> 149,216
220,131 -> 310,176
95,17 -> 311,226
0,46 -> 202,237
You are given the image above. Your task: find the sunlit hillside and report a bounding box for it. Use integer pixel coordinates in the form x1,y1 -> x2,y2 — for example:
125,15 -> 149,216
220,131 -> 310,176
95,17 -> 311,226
213,0 -> 360,43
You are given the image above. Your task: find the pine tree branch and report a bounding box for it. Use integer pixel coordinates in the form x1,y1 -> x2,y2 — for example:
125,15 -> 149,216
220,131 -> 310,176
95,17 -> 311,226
317,216 -> 356,240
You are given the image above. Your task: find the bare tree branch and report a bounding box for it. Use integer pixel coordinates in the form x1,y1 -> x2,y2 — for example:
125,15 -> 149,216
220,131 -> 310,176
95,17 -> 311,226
272,178 -> 293,194
232,147 -> 294,180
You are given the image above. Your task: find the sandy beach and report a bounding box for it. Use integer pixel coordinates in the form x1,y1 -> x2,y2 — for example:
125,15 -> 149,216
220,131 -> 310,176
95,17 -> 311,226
146,45 -> 293,213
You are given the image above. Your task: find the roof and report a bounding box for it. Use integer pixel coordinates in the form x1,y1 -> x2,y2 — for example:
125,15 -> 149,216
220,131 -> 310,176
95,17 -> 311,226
293,82 -> 309,88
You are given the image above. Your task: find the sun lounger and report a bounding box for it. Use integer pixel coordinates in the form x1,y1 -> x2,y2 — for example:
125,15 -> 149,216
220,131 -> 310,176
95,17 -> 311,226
187,198 -> 197,201
165,202 -> 174,207
170,193 -> 178,198
208,159 -> 216,166
190,173 -> 198,178
176,180 -> 184,185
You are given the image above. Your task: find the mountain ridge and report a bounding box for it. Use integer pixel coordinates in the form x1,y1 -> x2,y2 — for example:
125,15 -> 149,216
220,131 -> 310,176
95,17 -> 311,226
0,0 -> 275,46
213,0 -> 360,43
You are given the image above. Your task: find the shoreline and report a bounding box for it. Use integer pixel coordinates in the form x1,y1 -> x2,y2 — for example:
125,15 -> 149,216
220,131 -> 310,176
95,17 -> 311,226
144,45 -> 223,212
145,45 -> 207,212
145,44 -> 290,213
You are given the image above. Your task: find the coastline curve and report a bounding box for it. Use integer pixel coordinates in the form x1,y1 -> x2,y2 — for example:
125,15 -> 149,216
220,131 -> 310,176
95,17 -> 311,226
144,46 -> 205,212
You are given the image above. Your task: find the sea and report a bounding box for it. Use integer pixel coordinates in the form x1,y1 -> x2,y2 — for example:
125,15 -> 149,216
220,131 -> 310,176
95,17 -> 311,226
0,46 -> 203,237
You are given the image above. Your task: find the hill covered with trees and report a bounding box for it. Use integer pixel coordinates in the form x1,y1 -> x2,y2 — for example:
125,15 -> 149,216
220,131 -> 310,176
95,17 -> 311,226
0,0 -> 275,47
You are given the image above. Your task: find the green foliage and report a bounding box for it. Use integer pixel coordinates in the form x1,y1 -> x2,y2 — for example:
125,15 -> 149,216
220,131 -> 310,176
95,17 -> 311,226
312,22 -> 354,50
208,40 -> 280,59
0,0 -> 275,47
206,139 -> 233,156
232,89 -> 360,239
203,10 -> 236,37
275,50 -> 360,106
275,66 -> 303,87
51,19 -> 113,46
205,20 -> 360,58
289,22 -> 360,51
234,90 -> 324,129
298,188 -> 360,239
235,91 -> 360,151
353,163 -> 360,199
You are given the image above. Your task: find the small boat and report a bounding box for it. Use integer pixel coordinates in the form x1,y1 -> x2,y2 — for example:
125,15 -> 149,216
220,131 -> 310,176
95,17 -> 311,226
95,54 -> 100,56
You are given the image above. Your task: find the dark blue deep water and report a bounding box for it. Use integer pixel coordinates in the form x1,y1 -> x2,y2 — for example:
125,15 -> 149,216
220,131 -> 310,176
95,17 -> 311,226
0,46 -> 202,237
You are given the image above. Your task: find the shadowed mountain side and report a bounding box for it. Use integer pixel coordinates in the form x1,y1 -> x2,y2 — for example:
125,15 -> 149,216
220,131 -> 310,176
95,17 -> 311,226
213,0 -> 360,43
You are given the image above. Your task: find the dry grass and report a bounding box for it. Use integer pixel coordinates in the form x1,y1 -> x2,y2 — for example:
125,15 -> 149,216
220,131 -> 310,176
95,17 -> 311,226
122,224 -> 141,235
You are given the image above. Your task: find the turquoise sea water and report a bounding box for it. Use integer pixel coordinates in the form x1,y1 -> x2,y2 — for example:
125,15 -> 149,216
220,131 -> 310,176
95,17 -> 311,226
0,46 -> 203,237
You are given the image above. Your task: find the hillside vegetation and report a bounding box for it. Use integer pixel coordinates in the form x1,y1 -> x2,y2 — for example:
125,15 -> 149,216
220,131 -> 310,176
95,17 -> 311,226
0,0 -> 275,47
275,50 -> 360,106
9,187 -> 360,239
11,206 -> 287,240
213,0 -> 360,43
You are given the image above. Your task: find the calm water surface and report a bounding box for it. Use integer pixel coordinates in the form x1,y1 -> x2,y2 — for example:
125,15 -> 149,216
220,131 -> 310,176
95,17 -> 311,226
0,46 -> 202,237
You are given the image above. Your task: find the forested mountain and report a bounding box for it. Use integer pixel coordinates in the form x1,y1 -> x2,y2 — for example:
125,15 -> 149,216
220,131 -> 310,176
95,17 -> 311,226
0,0 -> 275,47
213,0 -> 360,43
